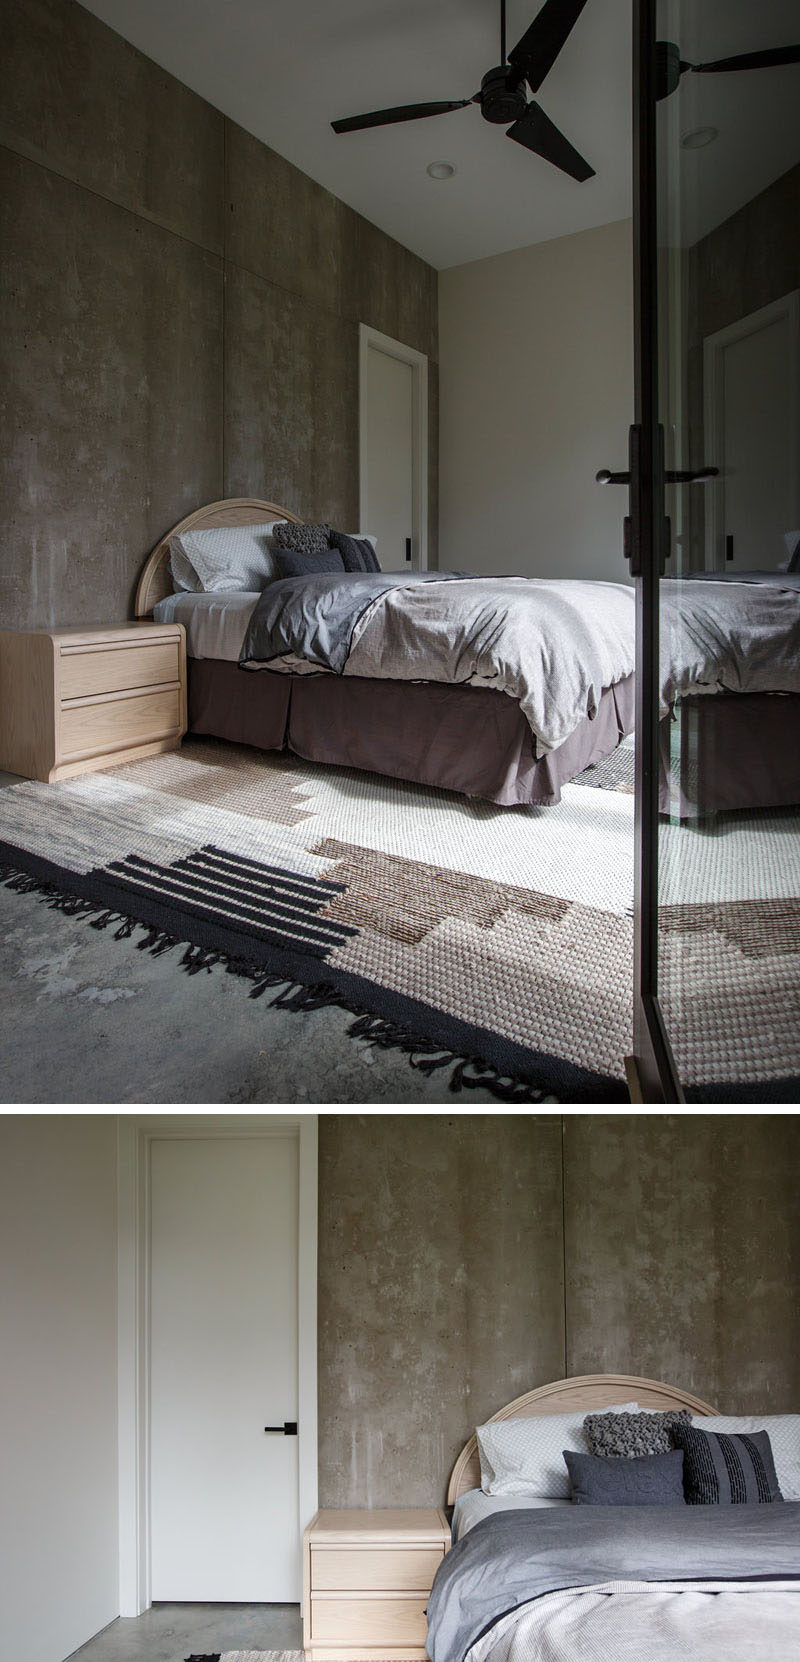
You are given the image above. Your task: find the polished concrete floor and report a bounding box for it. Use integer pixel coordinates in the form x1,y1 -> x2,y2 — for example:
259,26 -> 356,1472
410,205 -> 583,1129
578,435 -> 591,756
0,770 -> 501,1104
66,1603 -> 301,1662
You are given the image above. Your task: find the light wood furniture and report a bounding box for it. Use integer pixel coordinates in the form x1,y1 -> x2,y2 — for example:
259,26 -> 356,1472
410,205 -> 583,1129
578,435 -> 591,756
303,1509 -> 450,1662
447,1372 -> 718,1503
134,496 -> 302,616
0,622 -> 187,782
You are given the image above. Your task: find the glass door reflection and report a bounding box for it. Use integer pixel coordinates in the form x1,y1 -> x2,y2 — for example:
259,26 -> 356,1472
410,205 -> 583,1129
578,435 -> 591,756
654,0 -> 800,1098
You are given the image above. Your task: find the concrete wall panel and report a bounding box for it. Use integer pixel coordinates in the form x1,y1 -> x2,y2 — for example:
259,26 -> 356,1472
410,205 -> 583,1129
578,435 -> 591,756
318,1114 -> 565,1508
2,0 -> 438,629
0,148 -> 223,628
223,266 -> 359,527
3,0 -> 224,253
564,1114 -> 800,1413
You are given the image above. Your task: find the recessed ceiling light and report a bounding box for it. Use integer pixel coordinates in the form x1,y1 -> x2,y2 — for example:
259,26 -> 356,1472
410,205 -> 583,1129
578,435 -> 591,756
426,161 -> 457,180
681,126 -> 719,149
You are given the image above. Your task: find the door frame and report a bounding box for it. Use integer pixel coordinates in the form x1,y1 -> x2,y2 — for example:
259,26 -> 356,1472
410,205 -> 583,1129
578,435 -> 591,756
117,1114 -> 318,1617
630,0 -> 683,1101
359,323 -> 429,570
703,289 -> 800,570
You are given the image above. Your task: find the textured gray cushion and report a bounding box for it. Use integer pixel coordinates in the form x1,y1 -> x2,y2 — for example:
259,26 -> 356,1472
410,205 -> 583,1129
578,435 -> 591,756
584,1408 -> 691,1458
330,531 -> 381,572
564,1448 -> 686,1506
272,521 -> 332,555
671,1423 -> 783,1505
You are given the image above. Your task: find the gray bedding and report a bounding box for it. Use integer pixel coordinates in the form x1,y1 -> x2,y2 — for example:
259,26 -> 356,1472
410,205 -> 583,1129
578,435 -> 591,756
240,571 -> 636,756
425,1505 -> 800,1662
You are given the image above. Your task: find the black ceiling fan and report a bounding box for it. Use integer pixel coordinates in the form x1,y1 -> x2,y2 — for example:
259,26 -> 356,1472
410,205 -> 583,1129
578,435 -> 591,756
331,0 -> 596,184
656,39 -> 800,101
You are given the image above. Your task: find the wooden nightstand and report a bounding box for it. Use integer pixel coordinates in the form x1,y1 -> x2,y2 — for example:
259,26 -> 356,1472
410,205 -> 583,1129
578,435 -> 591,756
0,622 -> 186,782
303,1509 -> 450,1662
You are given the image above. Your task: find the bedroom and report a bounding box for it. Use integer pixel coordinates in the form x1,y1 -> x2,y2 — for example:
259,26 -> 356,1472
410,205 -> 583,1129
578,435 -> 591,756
1,1109 -> 799,1662
0,0 -> 798,1105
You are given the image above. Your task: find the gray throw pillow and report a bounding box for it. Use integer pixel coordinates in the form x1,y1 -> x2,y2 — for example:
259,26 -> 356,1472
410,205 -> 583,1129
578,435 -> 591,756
330,531 -> 381,573
273,546 -> 345,579
272,521 -> 332,555
584,1408 -> 691,1458
670,1423 -> 783,1505
564,1448 -> 686,1506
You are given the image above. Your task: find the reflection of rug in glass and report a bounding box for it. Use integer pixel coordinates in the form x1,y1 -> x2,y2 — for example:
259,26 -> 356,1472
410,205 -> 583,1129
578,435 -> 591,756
659,806 -> 800,1096
0,737 -> 635,1102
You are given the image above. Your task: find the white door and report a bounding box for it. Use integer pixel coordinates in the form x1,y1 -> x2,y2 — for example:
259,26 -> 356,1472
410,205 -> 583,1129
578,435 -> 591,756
361,328 -> 428,570
149,1134 -> 300,1601
705,294 -> 799,571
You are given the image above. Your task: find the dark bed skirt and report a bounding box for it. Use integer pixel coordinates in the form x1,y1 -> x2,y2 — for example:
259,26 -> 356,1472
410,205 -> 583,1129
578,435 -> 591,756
187,658 -> 636,807
658,691 -> 800,815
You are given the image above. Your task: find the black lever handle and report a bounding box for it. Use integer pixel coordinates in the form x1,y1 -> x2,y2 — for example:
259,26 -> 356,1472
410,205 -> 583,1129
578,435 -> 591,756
597,466 -> 719,484
264,1421 -> 298,1434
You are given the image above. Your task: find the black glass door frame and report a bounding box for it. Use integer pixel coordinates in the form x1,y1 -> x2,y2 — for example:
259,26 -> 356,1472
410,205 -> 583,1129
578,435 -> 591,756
630,0 -> 683,1102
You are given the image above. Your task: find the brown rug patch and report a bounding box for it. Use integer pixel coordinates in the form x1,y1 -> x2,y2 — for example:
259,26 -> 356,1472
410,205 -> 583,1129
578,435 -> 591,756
107,738 -> 315,826
659,896 -> 800,959
312,837 -> 570,945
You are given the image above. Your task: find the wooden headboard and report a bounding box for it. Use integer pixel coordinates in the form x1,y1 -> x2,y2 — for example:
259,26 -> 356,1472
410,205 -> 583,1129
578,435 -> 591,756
134,496 -> 302,618
447,1373 -> 718,1504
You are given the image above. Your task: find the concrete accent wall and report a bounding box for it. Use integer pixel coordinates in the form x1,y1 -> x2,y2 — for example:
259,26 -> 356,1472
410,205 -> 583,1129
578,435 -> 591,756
318,1113 -> 800,1507
437,219 -> 634,583
0,1115 -> 119,1662
1,0 -> 438,630
318,1114 -> 566,1507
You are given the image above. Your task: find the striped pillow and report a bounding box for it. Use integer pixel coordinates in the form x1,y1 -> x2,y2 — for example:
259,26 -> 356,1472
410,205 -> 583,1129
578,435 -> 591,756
671,1422 -> 783,1504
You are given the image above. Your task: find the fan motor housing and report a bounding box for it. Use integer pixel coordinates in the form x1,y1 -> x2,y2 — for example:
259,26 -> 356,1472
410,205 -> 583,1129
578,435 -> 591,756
480,65 -> 528,124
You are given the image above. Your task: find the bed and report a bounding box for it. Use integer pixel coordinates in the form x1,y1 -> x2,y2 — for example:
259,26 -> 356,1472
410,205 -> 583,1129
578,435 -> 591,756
428,1373 -> 800,1662
134,499 -> 635,808
135,502 -> 800,814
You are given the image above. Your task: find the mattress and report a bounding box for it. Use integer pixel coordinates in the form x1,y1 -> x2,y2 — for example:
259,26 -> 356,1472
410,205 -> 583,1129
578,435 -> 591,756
452,1490 -> 571,1541
154,590 -> 257,661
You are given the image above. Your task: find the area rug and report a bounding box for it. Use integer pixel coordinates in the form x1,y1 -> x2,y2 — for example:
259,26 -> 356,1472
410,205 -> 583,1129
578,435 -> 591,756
0,737 -> 639,1101
2,736 -> 795,1098
186,1652 -> 302,1662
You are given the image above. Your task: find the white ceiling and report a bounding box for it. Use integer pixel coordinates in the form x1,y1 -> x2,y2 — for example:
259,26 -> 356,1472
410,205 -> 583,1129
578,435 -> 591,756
82,0 -> 799,270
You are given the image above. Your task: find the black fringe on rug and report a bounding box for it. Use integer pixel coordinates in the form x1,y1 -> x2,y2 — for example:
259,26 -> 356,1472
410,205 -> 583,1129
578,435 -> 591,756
0,852 -> 627,1104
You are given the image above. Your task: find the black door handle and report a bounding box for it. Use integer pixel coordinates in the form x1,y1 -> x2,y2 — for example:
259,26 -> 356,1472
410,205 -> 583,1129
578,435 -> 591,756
405,537 -> 412,562
597,466 -> 718,485
264,1421 -> 298,1434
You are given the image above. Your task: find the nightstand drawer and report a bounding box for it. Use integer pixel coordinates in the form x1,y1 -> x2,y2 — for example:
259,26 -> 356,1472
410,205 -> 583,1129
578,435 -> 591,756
59,685 -> 183,761
59,639 -> 180,700
311,1598 -> 429,1646
312,1546 -> 444,1593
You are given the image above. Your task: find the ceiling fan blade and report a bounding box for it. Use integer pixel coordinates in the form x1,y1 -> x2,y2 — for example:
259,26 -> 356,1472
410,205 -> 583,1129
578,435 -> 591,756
508,0 -> 591,95
332,100 -> 472,134
507,100 -> 595,181
690,44 -> 800,74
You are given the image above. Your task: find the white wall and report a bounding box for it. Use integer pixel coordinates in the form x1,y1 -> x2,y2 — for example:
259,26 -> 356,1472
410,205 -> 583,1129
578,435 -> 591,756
438,218 -> 634,582
0,1116 -> 119,1662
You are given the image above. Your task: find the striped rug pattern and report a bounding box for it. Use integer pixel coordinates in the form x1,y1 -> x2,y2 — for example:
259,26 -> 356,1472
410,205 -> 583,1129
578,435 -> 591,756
1,735 -> 796,1097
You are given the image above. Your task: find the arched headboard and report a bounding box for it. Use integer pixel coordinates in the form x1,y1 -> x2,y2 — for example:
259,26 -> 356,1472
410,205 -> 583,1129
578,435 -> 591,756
134,497 -> 303,618
447,1373 -> 718,1504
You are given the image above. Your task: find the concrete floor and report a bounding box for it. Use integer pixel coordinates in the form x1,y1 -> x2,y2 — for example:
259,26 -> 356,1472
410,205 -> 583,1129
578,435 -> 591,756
0,771 -> 504,1105
66,1602 -> 301,1662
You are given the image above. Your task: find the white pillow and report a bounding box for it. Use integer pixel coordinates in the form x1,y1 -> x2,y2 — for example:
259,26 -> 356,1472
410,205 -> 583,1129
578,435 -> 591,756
169,521 -> 288,593
693,1415 -> 800,1501
477,1403 -> 640,1501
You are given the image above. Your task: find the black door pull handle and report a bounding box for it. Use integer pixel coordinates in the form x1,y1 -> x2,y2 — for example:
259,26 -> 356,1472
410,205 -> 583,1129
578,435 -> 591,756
597,465 -> 718,485
264,1421 -> 298,1434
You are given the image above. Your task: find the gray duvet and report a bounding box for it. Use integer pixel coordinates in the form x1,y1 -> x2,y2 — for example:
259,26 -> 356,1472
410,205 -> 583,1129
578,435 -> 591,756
240,572 -> 635,755
425,1506 -> 800,1662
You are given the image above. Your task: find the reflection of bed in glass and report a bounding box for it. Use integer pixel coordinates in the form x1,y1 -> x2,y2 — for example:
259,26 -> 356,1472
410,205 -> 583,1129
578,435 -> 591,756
658,571 -> 800,817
